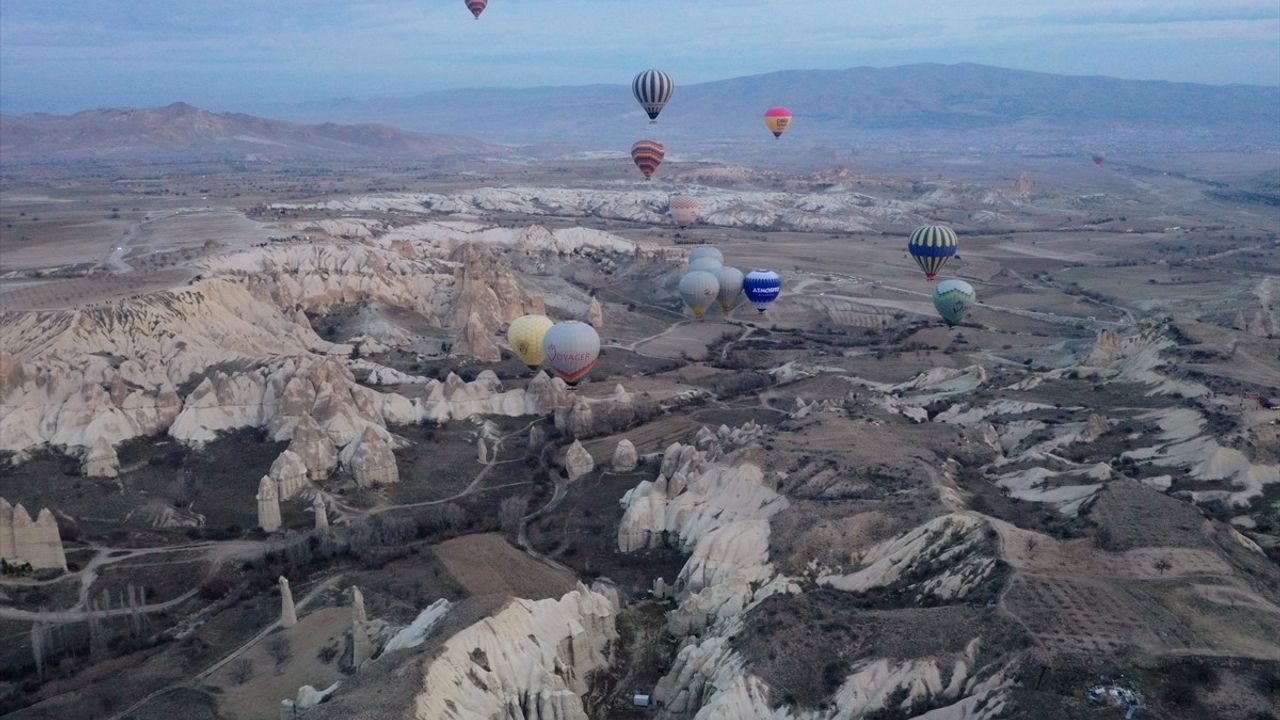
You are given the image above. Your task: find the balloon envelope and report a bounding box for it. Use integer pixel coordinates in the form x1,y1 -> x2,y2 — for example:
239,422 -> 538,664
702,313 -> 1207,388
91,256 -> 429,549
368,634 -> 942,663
507,314 -> 554,368
670,195 -> 699,228
743,269 -> 781,312
465,0 -> 487,18
631,139 -> 665,180
679,271 -> 720,318
907,225 -> 958,280
688,256 -> 722,273
764,107 -> 793,138
633,69 -> 674,123
688,246 -> 723,263
933,279 -> 976,326
713,266 -> 744,310
542,321 -> 600,385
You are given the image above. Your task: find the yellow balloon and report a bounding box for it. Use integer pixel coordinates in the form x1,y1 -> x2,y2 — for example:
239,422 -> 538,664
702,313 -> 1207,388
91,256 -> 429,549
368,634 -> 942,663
507,314 -> 554,368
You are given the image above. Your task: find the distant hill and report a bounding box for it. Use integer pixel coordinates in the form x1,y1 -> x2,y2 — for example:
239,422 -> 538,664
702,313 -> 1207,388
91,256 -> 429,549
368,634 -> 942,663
0,102 -> 505,163
276,63 -> 1280,153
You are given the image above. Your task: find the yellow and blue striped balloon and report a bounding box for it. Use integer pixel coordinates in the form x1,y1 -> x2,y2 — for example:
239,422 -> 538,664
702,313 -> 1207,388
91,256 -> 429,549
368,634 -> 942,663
907,225 -> 958,280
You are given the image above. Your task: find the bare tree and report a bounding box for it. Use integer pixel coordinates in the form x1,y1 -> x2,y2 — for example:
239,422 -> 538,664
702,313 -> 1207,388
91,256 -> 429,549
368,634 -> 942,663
499,496 -> 529,533
230,658 -> 254,685
1154,558 -> 1172,576
267,634 -> 292,672
444,503 -> 469,530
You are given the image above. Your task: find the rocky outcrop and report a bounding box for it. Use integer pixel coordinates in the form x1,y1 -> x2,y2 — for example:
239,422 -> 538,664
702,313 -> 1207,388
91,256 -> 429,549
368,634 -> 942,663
554,384 -> 642,438
342,427 -> 399,487
448,244 -> 525,362
820,514 -> 998,601
82,435 -> 121,478
612,439 -> 638,472
269,450 -> 308,500
279,576 -> 297,628
587,297 -> 603,327
351,586 -> 372,667
563,440 -> 594,482
288,414 -> 338,480
0,499 -> 67,571
312,494 -> 329,531
1083,413 -> 1113,442
257,476 -> 282,533
411,584 -> 618,720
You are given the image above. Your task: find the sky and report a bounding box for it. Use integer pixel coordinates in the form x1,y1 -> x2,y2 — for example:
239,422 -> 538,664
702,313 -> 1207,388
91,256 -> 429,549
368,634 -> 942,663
2,0 -> 1278,114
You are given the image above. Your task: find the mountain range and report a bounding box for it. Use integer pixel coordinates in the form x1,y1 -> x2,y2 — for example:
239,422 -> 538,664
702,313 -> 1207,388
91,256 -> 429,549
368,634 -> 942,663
274,63 -> 1280,152
3,64 -> 1277,164
0,102 -> 503,163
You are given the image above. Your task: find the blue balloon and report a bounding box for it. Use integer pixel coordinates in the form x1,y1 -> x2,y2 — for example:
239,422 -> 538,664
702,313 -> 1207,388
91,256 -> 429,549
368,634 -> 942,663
743,269 -> 781,312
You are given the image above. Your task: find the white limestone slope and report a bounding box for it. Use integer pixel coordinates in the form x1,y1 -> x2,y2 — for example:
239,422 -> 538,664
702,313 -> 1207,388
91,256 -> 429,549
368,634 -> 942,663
1,222 -> 629,470
411,584 -> 618,720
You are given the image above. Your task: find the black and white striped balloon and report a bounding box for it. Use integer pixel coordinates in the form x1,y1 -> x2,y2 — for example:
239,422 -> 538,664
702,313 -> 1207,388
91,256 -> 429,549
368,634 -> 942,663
633,69 -> 674,123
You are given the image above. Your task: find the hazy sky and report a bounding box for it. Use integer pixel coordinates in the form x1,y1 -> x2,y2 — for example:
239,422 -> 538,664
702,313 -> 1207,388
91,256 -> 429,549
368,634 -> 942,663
3,0 -> 1278,114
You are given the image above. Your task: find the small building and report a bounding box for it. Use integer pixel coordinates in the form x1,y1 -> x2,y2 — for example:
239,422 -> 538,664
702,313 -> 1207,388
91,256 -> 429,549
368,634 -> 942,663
632,693 -> 651,707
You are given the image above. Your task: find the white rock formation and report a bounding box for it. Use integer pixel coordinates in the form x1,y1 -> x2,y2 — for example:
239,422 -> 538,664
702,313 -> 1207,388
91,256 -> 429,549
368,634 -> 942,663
351,585 -> 372,667
257,476 -> 282,533
477,437 -> 489,464
587,297 -> 603,327
342,427 -> 399,487
279,576 -> 297,628
554,384 -> 638,438
820,514 -> 997,601
288,414 -> 338,480
82,435 -> 121,478
411,584 -> 618,720
312,494 -> 329,531
0,500 -> 67,571
382,599 -> 453,656
268,450 -> 308,500
612,439 -> 638,472
564,440 -> 594,482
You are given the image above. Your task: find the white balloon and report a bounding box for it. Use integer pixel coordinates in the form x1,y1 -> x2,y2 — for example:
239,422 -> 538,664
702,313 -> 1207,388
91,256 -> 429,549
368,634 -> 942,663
542,321 -> 601,385
679,271 -> 720,318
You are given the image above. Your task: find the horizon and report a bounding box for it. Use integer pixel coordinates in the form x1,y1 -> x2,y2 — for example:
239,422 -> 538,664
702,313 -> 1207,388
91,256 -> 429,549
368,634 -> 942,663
6,61 -> 1279,119
2,1 -> 1278,115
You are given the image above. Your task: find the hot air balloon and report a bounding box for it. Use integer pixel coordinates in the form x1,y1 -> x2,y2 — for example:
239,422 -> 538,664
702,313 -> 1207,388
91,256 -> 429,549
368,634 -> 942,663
713,266 -> 744,311
743,269 -> 781,312
633,69 -> 674,124
907,225 -> 958,280
1092,152 -> 1106,168
679,271 -> 720,318
542,321 -> 600,386
631,139 -> 665,180
932,279 -> 975,327
688,256 -> 722,273
464,0 -> 487,19
764,107 -> 793,139
688,246 -> 723,264
670,195 -> 699,228
507,314 -> 554,369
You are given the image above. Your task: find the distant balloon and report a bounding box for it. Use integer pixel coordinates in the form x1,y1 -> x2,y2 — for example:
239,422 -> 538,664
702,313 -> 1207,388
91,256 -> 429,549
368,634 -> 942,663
464,0 -> 487,19
907,225 -> 958,280
933,279 -> 976,327
542,321 -> 600,386
631,139 -> 665,180
688,256 -> 722,273
669,195 -> 699,228
679,271 -> 720,318
688,246 -> 723,264
1092,152 -> 1106,167
764,107 -> 793,139
633,69 -> 674,124
713,266 -> 744,311
743,269 -> 781,312
507,314 -> 554,369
